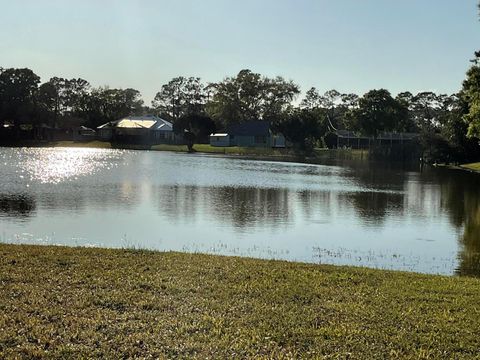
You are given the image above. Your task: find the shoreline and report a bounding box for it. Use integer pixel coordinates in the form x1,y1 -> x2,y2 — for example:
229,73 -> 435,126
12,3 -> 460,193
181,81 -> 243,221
1,243 -> 479,358
435,162 -> 480,174
0,140 -> 371,163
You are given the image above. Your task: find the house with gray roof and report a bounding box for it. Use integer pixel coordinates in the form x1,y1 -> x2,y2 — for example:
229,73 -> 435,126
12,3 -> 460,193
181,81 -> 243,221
97,115 -> 178,145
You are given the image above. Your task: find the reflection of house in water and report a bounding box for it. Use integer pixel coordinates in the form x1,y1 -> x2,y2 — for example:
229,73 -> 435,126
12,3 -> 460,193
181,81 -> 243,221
210,120 -> 286,148
153,185 -> 291,229
97,115 -> 181,145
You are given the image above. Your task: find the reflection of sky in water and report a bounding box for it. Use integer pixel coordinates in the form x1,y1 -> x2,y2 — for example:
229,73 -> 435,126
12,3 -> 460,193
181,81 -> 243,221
0,148 -> 479,276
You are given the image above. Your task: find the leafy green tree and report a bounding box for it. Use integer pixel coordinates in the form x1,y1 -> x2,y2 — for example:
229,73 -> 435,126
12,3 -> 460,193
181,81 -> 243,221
300,87 -> 321,109
37,82 -> 58,126
152,77 -> 206,121
206,69 -> 299,128
352,89 -> 406,138
272,108 -> 326,153
335,93 -> 360,130
83,87 -> 144,128
462,52 -> 480,138
0,68 -> 40,127
37,77 -> 91,127
300,88 -> 359,131
394,92 -> 417,132
410,92 -> 442,131
173,114 -> 216,151
438,94 -> 480,161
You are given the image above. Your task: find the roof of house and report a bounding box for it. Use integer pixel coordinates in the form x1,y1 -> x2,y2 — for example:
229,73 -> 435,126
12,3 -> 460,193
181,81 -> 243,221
228,120 -> 270,136
97,115 -> 173,131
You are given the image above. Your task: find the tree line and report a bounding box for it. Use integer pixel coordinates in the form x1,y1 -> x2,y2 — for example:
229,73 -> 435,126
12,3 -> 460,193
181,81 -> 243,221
1,51 -> 479,162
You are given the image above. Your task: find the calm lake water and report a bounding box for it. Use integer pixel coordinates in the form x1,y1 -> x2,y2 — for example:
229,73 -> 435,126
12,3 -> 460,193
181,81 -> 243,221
0,147 -> 479,276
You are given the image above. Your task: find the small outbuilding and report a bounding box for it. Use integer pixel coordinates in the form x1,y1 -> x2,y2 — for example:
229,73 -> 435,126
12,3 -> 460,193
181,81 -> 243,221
210,120 -> 286,148
210,133 -> 231,147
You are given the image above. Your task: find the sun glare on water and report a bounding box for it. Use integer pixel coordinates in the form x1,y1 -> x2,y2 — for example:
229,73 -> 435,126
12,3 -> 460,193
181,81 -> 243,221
20,147 -> 117,184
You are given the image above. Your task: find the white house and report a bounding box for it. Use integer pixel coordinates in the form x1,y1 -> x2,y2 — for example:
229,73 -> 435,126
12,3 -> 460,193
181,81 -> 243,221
97,115 -> 177,144
210,133 -> 231,147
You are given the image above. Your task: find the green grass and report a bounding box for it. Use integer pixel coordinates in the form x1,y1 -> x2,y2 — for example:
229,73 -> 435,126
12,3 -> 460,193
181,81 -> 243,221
1,244 -> 479,358
460,162 -> 480,172
42,141 -> 370,162
151,143 -> 296,157
50,140 -> 112,149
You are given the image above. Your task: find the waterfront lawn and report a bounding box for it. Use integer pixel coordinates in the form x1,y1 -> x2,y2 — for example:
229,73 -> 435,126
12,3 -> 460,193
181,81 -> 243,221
461,162 -> 480,172
50,141 -> 112,149
1,244 -> 480,358
151,143 -> 292,156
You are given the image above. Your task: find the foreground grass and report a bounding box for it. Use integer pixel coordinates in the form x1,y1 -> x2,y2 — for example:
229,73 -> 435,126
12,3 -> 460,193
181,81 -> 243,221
1,244 -> 480,358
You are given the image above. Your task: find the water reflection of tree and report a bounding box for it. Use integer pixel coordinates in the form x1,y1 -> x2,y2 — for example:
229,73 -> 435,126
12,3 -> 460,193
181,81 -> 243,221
30,183 -> 141,212
438,171 -> 480,277
298,190 -> 332,221
341,161 -> 407,226
458,203 -> 480,277
154,185 -> 200,223
343,191 -> 404,226
213,187 -> 291,229
341,159 -> 412,191
0,194 -> 36,219
154,185 -> 291,229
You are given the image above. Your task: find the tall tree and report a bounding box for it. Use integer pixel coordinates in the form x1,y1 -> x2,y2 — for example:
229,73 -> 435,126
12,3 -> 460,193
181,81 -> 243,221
394,91 -> 417,132
300,87 -> 321,109
83,87 -> 144,128
206,69 -> 299,128
0,68 -> 40,127
173,114 -> 216,151
152,77 -> 206,121
37,77 -> 91,127
352,89 -> 405,138
272,108 -> 327,153
462,52 -> 480,138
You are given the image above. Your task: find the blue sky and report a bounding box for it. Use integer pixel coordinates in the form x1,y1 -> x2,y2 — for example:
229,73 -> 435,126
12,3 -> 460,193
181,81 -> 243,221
0,0 -> 479,103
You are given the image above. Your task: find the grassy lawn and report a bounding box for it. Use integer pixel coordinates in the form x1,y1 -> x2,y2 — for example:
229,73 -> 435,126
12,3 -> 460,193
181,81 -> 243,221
39,141 -> 370,161
460,162 -> 480,172
1,244 -> 479,358
50,140 -> 112,149
151,143 -> 295,157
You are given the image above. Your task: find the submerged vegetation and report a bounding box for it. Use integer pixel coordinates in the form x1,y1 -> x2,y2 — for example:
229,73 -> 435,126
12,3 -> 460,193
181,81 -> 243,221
1,244 -> 480,358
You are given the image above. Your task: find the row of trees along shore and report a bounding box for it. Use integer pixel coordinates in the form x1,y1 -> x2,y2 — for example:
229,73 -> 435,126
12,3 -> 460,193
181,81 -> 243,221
0,53 -> 479,162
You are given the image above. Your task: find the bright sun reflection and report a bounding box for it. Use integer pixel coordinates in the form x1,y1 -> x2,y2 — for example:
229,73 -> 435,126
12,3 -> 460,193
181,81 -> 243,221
20,148 -> 118,184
